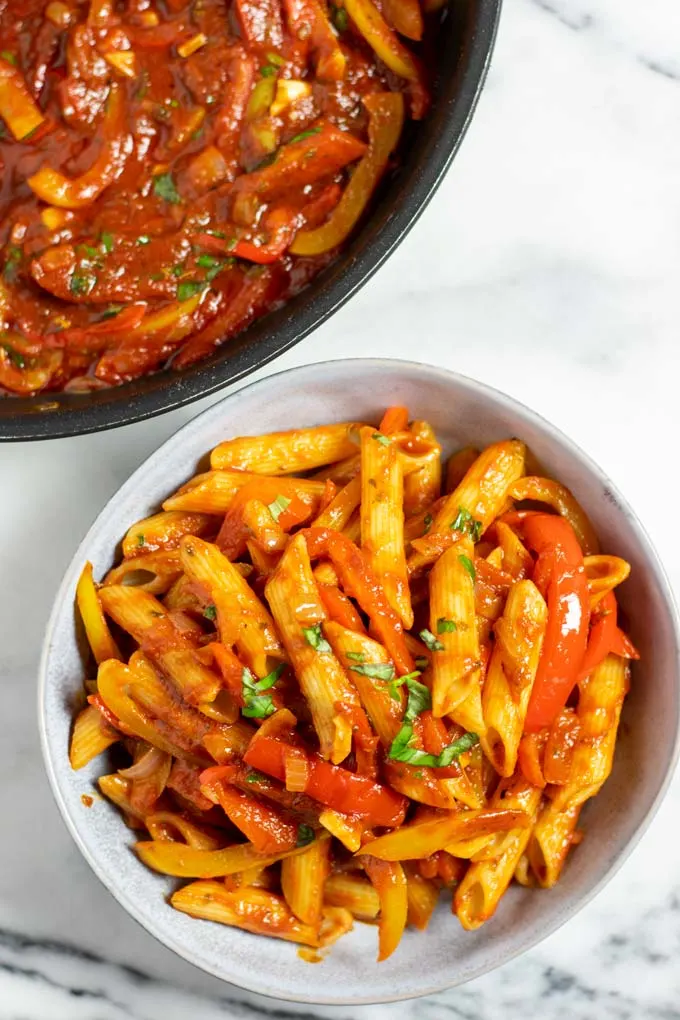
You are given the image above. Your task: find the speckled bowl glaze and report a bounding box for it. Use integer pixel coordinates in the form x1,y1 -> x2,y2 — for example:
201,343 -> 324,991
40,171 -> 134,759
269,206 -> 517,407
39,359 -> 680,1004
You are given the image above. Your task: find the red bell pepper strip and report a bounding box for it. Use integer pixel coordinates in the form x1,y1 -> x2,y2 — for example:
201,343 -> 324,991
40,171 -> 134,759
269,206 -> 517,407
200,766 -> 299,853
244,734 -> 407,828
523,514 -> 590,733
301,527 -> 414,675
577,591 -> 639,682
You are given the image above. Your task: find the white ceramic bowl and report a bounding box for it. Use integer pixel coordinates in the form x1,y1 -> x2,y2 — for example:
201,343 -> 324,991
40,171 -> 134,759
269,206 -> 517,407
39,359 -> 680,1004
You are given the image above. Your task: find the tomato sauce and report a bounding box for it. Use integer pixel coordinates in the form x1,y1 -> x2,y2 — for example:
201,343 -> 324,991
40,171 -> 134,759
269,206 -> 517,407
0,0 -> 431,394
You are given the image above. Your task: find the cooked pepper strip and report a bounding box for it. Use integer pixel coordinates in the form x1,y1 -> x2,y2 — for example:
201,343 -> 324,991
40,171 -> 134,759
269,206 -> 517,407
523,514 -> 590,732
243,734 -> 407,828
290,93 -> 404,256
343,0 -> 421,81
577,590 -> 639,682
0,56 -> 45,140
28,83 -> 131,208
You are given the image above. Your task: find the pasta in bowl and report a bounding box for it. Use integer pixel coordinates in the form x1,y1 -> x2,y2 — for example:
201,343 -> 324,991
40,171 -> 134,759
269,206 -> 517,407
40,360 -> 680,1003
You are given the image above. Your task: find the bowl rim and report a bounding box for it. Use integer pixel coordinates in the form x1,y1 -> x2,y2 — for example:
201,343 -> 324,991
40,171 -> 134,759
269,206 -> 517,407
38,357 -> 680,1004
2,0 -> 503,442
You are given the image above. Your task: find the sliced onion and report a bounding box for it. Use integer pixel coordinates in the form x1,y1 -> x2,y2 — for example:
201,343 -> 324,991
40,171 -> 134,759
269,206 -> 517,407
119,745 -> 167,781
284,746 -> 310,793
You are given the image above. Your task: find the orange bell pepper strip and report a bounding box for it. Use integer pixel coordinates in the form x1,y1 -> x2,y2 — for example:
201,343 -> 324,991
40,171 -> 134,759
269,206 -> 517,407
243,734 -> 407,828
523,514 -> 590,733
0,56 -> 45,140
301,526 -> 414,674
200,767 -> 299,853
318,583 -> 367,632
379,405 -> 409,435
216,478 -> 316,559
290,93 -> 404,257
343,0 -> 421,80
382,0 -> 423,39
361,856 -> 407,961
28,83 -> 132,208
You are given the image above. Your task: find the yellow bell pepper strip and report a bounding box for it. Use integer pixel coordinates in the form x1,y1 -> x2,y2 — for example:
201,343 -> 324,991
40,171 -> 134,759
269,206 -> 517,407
28,82 -> 132,208
0,56 -> 45,140
343,0 -> 421,81
290,93 -> 404,257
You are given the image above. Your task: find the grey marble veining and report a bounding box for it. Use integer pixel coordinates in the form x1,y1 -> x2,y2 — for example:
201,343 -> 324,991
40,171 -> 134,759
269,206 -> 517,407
1,0 -> 680,1015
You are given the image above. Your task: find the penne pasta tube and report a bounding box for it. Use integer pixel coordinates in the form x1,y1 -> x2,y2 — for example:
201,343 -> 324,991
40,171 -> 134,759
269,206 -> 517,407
584,555 -> 631,607
98,584 -> 222,704
495,521 -> 533,580
180,536 -> 283,677
527,800 -> 582,888
480,580 -> 547,776
98,773 -> 148,824
312,453 -> 361,485
69,703 -> 119,769
508,477 -> 599,555
76,561 -> 121,664
404,868 -> 440,930
324,872 -> 380,920
312,475 -> 362,531
429,538 -> 481,718
445,446 -> 480,493
144,811 -> 224,850
360,807 -> 531,861
103,549 -> 183,595
171,883 -> 351,947
318,808 -> 366,851
210,423 -> 363,474
122,511 -> 216,558
164,470 -> 327,514
454,776 -> 542,928
265,534 -> 362,762
282,832 -> 331,926
402,421 -> 442,517
360,426 -> 412,628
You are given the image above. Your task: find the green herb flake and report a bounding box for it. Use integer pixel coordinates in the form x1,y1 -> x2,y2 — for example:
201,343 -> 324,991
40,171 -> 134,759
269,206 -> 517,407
345,651 -> 365,662
203,604 -> 217,621
423,513 -> 433,535
3,244 -> 22,281
1,51 -> 17,66
332,5 -> 349,31
136,533 -> 145,548
387,670 -> 422,703
451,506 -> 483,542
171,263 -> 185,277
419,628 -> 444,652
350,662 -> 395,681
207,229 -> 227,239
100,304 -> 123,321
266,52 -> 286,66
1,342 -> 25,368
302,623 -> 331,653
371,432 -> 391,447
197,253 -> 220,269
289,126 -> 323,144
205,259 -> 230,281
296,823 -> 315,847
267,494 -> 291,522
99,231 -> 114,253
136,235 -> 150,246
437,617 -> 457,634
245,770 -> 267,784
415,656 -> 429,670
176,280 -> 205,302
260,63 -> 277,77
458,554 -> 476,581
70,271 -> 97,296
241,664 -> 285,719
152,171 -> 181,205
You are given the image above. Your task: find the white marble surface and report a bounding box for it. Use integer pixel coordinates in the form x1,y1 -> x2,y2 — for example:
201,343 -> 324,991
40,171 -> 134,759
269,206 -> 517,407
2,0 -> 680,1015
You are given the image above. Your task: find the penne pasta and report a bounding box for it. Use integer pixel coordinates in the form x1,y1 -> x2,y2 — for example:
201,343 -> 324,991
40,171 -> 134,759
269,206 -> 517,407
282,832 -> 331,926
402,421 -> 442,517
69,703 -> 119,769
164,470 -> 327,515
211,423 -> 363,474
76,561 -> 121,664
103,549 -> 183,595
360,426 -> 412,628
122,511 -> 216,559
324,872 -> 381,920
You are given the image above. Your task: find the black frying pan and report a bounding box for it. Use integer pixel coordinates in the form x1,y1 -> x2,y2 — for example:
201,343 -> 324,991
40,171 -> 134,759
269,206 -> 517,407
0,0 -> 502,440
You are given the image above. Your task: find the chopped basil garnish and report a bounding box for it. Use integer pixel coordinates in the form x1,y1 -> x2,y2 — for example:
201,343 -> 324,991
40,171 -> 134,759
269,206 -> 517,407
203,604 -> 217,621
136,533 -> 145,547
419,628 -> 444,652
345,651 -> 365,662
245,770 -> 267,784
267,494 -> 291,521
260,63 -> 277,77
241,664 -> 285,718
458,554 -> 476,581
332,5 -> 348,32
1,50 -> 17,66
70,271 -> 96,296
350,662 -> 395,681
1,342 -> 25,368
415,656 -> 429,670
388,728 -> 480,767
153,172 -> 181,204
3,245 -> 22,281
371,432 -> 391,446
437,617 -> 457,634
197,253 -> 220,269
451,506 -> 483,542
296,823 -> 315,847
101,304 -> 123,320
423,513 -> 433,535
387,670 -> 422,702
302,623 -> 331,652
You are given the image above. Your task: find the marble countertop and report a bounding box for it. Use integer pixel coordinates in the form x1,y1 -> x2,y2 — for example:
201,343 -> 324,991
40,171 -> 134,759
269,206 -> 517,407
2,0 -> 680,1016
